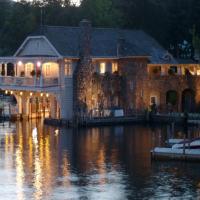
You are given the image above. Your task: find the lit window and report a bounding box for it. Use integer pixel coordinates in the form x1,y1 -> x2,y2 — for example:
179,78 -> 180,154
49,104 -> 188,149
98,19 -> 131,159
65,62 -> 72,76
100,63 -> 106,74
112,63 -> 118,73
25,63 -> 34,76
197,67 -> 200,75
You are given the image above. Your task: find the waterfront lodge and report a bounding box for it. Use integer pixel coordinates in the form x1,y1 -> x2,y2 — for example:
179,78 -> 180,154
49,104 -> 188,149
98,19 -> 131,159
0,19 -> 200,122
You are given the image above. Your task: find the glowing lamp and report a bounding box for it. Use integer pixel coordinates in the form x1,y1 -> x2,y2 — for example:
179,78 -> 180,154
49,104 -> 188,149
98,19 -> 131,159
30,92 -> 33,96
40,93 -> 43,97
10,91 -> 13,95
17,61 -> 23,66
37,61 -> 41,68
46,93 -> 49,97
5,90 -> 8,94
20,92 -> 23,96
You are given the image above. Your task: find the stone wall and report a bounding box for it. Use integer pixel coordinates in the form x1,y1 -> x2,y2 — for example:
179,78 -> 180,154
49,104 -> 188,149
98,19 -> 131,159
136,73 -> 200,113
74,20 -> 94,114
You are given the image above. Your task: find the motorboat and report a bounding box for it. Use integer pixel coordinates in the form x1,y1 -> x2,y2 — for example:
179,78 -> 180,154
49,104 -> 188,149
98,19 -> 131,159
172,138 -> 200,149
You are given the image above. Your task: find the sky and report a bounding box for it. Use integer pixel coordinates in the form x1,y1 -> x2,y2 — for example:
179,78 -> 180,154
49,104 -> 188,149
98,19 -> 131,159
13,0 -> 80,6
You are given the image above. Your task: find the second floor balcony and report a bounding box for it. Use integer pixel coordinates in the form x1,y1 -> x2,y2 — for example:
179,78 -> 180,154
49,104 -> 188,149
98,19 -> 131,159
0,57 -> 61,91
0,76 -> 59,88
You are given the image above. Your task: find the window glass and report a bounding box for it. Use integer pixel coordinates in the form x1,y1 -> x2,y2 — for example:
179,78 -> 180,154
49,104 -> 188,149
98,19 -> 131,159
112,63 -> 118,73
197,66 -> 200,75
65,62 -> 72,76
100,63 -> 106,74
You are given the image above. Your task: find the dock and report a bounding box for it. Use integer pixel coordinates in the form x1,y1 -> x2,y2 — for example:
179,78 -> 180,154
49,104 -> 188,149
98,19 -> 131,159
151,147 -> 200,162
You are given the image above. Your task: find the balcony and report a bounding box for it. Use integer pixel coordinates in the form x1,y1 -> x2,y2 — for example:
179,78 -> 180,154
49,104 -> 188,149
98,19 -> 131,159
0,76 -> 60,91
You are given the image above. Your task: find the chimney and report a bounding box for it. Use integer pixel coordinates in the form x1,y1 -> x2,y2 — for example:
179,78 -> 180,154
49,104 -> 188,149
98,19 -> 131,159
117,35 -> 126,57
79,19 -> 92,58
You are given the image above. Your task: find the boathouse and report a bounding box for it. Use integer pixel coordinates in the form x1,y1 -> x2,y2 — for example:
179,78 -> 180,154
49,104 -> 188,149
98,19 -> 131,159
0,20 -> 199,121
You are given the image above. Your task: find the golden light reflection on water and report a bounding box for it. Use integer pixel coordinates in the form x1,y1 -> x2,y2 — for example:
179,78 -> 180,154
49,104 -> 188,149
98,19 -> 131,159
16,148 -> 25,200
33,133 -> 43,200
62,152 -> 71,187
1,121 -> 67,200
2,122 -> 198,199
2,122 -> 159,199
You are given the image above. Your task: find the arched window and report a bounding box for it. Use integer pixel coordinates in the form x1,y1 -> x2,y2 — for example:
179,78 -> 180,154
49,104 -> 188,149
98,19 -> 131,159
182,89 -> 195,112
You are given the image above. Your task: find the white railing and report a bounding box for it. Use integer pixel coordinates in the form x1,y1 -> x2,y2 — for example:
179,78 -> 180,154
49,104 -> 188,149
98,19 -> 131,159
0,76 -> 59,88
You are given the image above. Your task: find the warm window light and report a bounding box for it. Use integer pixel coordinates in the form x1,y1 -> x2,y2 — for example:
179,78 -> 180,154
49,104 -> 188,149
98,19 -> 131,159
100,62 -> 106,74
112,63 -> 118,73
37,61 -> 41,67
17,61 -> 23,66
30,92 -> 33,96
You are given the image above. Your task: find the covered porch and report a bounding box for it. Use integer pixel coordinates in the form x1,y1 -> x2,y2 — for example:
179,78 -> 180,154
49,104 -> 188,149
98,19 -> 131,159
0,56 -> 61,89
0,89 -> 61,120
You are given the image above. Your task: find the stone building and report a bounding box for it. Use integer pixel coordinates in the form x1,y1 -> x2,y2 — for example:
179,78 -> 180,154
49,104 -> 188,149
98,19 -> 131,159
0,19 -> 199,121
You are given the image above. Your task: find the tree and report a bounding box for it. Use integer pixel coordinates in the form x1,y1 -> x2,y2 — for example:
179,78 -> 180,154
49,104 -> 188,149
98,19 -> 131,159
80,0 -> 122,27
0,1 -> 37,55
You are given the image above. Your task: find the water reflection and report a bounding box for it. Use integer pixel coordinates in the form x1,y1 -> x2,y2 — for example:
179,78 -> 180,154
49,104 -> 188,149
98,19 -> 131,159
0,122 -> 200,199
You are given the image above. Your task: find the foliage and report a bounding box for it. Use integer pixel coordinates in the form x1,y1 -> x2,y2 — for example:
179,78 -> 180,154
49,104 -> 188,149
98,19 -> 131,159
1,0 -> 200,58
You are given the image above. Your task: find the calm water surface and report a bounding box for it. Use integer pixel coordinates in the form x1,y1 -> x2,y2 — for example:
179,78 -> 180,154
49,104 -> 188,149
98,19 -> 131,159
0,121 -> 200,200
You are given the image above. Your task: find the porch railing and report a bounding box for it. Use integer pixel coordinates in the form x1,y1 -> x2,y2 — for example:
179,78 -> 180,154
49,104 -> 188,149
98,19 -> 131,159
0,76 -> 59,88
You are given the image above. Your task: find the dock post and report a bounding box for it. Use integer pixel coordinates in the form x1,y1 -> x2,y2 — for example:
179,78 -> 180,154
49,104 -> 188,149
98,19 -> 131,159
171,122 -> 175,136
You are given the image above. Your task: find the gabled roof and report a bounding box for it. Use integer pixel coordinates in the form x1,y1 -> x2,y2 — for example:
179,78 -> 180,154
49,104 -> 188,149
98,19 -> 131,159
30,25 -> 177,64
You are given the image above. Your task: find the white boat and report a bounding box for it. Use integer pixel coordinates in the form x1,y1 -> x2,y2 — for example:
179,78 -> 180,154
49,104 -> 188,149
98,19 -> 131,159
172,138 -> 200,149
166,139 -> 184,146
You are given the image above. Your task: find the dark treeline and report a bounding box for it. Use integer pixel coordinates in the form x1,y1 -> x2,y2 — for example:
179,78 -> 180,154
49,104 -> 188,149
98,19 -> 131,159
0,0 -> 200,58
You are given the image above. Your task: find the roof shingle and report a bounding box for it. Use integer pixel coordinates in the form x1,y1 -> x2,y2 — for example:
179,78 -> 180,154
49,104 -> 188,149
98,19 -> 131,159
32,25 -> 177,64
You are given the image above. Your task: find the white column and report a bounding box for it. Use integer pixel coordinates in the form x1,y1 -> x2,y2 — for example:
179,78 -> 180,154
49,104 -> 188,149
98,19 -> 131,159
39,63 -> 43,87
0,63 -> 1,74
60,61 -> 65,86
15,63 -> 17,76
17,96 -> 22,115
5,63 -> 7,76
50,96 -> 57,118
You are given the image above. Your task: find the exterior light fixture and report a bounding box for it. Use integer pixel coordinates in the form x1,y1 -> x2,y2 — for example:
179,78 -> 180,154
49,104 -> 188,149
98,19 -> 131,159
37,61 -> 41,67
46,93 -> 49,97
10,91 -> 13,95
40,93 -> 43,97
20,92 -> 23,96
17,61 -> 23,66
30,92 -> 33,96
5,90 -> 8,94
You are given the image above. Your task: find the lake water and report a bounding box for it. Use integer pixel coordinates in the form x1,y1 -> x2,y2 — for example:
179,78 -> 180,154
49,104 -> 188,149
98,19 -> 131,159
0,120 -> 200,200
